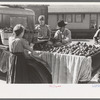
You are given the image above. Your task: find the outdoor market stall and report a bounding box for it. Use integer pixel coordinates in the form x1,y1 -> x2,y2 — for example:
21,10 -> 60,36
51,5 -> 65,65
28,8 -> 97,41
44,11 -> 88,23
33,41 -> 100,84
37,51 -> 91,83
0,40 -> 100,84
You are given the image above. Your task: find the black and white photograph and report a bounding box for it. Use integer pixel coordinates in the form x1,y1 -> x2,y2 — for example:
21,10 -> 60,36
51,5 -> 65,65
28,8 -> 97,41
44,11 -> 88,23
0,1 -> 100,98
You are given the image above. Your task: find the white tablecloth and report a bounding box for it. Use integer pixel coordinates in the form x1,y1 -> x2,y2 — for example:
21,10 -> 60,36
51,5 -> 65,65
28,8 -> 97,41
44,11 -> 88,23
39,52 -> 92,84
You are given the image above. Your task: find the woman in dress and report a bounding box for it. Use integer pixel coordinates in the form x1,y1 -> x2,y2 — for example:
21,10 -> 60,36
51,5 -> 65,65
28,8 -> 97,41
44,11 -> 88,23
7,24 -> 52,84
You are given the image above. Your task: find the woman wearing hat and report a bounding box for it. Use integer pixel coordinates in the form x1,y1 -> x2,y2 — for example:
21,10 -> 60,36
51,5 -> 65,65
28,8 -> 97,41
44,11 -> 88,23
54,20 -> 72,46
7,24 -> 52,83
35,15 -> 53,45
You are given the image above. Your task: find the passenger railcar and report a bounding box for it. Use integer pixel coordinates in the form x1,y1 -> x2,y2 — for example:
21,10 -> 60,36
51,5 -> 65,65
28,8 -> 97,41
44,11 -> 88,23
48,4 -> 100,39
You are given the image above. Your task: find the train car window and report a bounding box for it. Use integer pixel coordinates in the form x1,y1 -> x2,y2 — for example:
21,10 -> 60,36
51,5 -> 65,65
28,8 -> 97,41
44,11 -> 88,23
90,14 -> 97,20
75,14 -> 83,23
10,16 -> 27,28
64,14 -> 73,23
90,14 -> 97,29
57,14 -> 64,21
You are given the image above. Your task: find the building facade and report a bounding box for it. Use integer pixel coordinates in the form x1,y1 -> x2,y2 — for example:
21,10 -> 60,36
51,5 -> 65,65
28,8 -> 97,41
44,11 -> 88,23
26,5 -> 48,24
48,4 -> 100,38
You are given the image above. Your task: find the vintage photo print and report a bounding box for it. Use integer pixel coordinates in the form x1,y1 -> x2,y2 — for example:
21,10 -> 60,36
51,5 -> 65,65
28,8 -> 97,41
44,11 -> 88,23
0,1 -> 99,98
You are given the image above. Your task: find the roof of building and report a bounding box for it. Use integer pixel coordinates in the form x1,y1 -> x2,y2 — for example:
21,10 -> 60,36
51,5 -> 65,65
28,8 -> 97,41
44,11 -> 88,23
48,4 -> 100,13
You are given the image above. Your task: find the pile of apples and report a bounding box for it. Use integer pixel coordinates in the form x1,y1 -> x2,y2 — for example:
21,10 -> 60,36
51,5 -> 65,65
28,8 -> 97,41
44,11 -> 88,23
34,42 -> 100,57
34,42 -> 54,51
50,42 -> 100,56
3,27 -> 13,33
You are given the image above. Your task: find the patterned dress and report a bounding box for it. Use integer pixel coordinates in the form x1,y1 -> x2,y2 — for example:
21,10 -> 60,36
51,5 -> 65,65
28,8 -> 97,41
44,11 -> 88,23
35,24 -> 51,39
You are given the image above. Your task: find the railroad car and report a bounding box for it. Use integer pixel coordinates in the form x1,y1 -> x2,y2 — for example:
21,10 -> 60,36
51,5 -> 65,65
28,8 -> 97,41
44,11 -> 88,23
48,4 -> 100,39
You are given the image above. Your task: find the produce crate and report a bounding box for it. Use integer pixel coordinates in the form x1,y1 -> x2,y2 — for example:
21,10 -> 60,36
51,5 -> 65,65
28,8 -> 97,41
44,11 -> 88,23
0,30 -> 12,45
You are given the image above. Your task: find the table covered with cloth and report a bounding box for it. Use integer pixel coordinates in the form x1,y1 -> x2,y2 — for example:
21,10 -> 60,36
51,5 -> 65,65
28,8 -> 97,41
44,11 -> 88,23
38,51 -> 92,84
0,46 -> 100,84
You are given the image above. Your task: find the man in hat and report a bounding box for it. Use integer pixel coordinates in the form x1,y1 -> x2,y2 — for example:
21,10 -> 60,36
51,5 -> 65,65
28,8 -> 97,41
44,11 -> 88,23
54,20 -> 72,46
35,15 -> 52,45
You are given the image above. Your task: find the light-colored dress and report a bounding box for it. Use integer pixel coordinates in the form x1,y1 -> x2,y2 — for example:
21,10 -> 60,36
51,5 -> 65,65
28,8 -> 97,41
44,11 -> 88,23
7,36 -> 52,83
35,24 -> 51,38
9,36 -> 29,53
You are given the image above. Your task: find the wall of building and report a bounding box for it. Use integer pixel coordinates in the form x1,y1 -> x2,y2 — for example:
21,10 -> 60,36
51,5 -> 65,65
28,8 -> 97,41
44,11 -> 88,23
67,14 -> 90,29
48,13 -> 90,30
26,5 -> 48,24
48,14 -> 57,29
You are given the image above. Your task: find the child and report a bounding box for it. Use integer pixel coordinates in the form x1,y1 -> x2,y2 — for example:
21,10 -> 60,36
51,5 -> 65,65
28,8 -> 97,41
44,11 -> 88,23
35,15 -> 53,45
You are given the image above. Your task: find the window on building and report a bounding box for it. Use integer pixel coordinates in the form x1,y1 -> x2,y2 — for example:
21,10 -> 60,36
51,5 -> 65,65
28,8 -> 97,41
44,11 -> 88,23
90,14 -> 97,29
64,14 -> 73,23
10,17 -> 27,28
75,14 -> 83,23
57,14 -> 64,21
